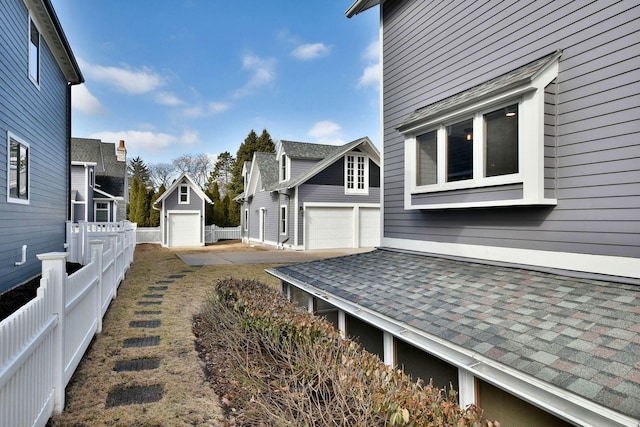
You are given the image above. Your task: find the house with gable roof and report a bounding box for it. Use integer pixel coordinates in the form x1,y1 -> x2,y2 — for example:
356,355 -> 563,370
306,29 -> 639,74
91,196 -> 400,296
268,1 -> 640,426
70,137 -> 128,223
154,172 -> 212,247
0,0 -> 83,294
237,137 -> 381,250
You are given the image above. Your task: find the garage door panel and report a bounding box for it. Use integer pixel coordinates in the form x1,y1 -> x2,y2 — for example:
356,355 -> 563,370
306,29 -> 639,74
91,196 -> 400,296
306,207 -> 353,250
169,213 -> 200,247
359,207 -> 380,247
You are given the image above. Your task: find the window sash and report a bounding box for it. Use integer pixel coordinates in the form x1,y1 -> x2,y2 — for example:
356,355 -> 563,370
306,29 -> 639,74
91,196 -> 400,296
96,202 -> 110,222
346,154 -> 368,194
9,137 -> 29,202
280,205 -> 287,234
179,185 -> 189,204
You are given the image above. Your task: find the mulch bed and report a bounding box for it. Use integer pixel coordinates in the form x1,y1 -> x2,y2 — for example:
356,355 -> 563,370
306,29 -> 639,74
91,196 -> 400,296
0,262 -> 82,322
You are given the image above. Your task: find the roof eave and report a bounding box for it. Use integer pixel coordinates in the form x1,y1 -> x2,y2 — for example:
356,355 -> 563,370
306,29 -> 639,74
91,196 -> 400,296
345,0 -> 381,18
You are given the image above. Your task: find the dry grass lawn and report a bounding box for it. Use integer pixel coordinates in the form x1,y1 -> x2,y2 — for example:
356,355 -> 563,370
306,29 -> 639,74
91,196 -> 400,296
50,242 -> 281,427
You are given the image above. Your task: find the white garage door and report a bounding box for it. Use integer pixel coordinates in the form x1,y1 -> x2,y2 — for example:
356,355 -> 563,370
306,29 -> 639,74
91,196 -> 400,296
305,207 -> 354,250
169,212 -> 200,247
359,207 -> 380,247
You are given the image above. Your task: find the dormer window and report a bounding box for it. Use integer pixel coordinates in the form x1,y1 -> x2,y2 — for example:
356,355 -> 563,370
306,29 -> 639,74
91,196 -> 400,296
345,153 -> 368,194
280,154 -> 288,181
179,184 -> 190,204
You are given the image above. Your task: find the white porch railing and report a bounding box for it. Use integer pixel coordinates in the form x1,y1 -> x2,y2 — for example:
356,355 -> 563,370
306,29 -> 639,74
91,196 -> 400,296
0,232 -> 134,426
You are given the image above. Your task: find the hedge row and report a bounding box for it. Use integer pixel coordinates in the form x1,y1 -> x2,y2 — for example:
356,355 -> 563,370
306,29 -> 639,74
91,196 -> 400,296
197,278 -> 494,426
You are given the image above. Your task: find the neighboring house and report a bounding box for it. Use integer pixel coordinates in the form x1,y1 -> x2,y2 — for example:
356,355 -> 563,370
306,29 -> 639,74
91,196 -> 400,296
154,173 -> 212,247
0,0 -> 83,294
237,137 -> 381,250
70,138 -> 127,222
269,1 -> 640,426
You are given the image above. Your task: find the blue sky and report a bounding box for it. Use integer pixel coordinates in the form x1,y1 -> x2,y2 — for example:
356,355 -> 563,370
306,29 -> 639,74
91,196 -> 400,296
51,1 -> 380,165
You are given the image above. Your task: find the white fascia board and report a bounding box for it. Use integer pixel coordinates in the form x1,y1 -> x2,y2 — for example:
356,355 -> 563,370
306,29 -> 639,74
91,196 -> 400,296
266,269 -> 639,427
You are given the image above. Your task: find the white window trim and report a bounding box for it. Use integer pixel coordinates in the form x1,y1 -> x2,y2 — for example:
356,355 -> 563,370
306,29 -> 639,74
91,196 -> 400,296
280,205 -> 287,235
403,59 -> 559,209
244,209 -> 249,231
7,132 -> 30,205
28,15 -> 40,88
345,153 -> 369,195
95,201 -> 110,222
178,184 -> 190,204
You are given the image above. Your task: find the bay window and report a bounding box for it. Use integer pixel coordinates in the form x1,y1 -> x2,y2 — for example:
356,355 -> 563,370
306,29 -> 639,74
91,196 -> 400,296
401,50 -> 561,209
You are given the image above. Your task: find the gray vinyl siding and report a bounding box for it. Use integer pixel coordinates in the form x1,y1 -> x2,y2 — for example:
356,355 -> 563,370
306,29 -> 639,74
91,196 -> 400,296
246,174 -> 281,244
289,158 -> 317,181
382,0 -> 640,259
0,0 -> 70,293
162,185 -> 205,243
71,167 -> 87,202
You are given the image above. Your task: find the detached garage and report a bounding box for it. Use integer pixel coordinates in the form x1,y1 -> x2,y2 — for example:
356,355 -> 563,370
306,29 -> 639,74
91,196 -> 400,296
154,173 -> 212,248
304,204 -> 380,250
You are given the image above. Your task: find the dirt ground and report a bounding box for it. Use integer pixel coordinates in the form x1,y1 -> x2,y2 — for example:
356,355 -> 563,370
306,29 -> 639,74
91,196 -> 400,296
49,241 -> 281,427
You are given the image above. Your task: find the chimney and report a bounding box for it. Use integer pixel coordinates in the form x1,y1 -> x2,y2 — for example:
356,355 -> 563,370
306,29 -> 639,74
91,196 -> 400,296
116,140 -> 126,162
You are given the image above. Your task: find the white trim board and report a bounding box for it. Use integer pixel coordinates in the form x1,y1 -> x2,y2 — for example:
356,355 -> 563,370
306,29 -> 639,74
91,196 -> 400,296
382,237 -> 640,282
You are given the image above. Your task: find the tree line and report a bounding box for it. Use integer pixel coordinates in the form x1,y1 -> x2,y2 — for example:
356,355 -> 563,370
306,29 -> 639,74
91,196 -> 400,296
128,129 -> 275,227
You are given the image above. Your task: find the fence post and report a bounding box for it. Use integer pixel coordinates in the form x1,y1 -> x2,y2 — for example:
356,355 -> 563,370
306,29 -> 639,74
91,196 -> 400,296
78,221 -> 87,265
36,252 -> 68,414
109,233 -> 119,296
89,241 -> 104,333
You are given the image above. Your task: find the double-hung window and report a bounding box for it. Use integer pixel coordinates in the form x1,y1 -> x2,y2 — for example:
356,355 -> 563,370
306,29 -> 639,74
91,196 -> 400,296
29,18 -> 40,86
96,202 -> 110,222
280,205 -> 287,235
179,184 -> 190,204
7,133 -> 30,204
402,50 -> 561,209
345,153 -> 368,194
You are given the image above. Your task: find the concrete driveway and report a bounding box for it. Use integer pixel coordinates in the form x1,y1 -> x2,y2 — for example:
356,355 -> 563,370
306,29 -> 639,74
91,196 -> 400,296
177,247 -> 375,266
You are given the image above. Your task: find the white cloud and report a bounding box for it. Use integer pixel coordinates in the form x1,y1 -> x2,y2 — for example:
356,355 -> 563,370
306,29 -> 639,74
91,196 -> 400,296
307,121 -> 345,145
89,129 -> 199,153
182,101 -> 230,118
72,84 -> 106,115
357,41 -> 381,88
155,92 -> 184,106
80,60 -> 164,94
291,43 -> 332,60
358,63 -> 380,88
233,54 -> 276,98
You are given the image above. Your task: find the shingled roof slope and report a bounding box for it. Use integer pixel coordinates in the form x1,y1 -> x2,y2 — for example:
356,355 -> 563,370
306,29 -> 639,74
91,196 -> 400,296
271,248 -> 640,419
280,140 -> 340,160
71,138 -> 126,197
253,152 -> 279,190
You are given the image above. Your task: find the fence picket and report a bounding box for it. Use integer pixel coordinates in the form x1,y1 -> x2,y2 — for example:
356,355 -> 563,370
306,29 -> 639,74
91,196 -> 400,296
1,221 -> 135,425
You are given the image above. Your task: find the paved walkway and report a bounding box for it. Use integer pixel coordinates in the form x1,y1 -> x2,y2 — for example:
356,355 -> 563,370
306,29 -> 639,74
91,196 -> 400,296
177,247 -> 374,265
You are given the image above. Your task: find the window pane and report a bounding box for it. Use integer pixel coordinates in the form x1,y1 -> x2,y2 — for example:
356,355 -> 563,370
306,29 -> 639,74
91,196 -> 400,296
485,104 -> 519,177
9,140 -> 28,200
417,130 -> 437,185
29,20 -> 39,82
447,119 -> 473,182
357,156 -> 365,189
346,155 -> 355,189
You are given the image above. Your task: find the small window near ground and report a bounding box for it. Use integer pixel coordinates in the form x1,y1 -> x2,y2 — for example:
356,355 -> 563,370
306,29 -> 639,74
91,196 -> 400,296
179,184 -> 189,204
29,18 -> 40,85
8,134 -> 29,204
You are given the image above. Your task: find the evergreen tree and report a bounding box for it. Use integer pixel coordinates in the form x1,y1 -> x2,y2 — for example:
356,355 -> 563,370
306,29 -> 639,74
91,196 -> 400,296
221,194 -> 231,227
228,129 -> 275,195
210,151 -> 235,196
136,180 -> 150,226
149,184 -> 165,227
129,176 -> 140,222
227,196 -> 240,226
128,156 -> 151,186
205,182 -> 220,225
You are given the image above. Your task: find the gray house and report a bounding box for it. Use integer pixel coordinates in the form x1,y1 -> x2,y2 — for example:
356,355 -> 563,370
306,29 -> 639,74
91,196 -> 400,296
269,1 -> 640,426
154,173 -> 212,247
0,0 -> 83,294
237,137 -> 381,250
71,138 -> 127,222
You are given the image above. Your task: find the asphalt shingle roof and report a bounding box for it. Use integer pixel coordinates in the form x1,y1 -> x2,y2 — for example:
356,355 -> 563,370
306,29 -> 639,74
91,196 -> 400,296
280,140 -> 340,160
253,152 -> 278,190
71,138 -> 126,197
272,248 -> 640,419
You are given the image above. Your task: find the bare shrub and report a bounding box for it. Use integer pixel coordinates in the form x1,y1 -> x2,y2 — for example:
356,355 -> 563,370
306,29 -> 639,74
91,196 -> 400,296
196,278 -> 491,426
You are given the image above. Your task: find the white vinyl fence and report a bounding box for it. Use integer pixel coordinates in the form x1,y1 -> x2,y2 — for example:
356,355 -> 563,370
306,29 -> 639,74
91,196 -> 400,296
135,224 -> 241,245
66,221 -> 136,265
0,223 -> 135,427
